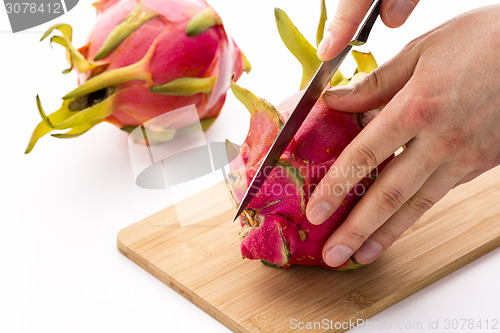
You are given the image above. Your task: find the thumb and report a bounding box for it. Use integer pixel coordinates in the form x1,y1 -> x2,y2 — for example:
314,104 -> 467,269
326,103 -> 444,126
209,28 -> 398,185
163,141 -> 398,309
322,41 -> 421,112
381,0 -> 419,28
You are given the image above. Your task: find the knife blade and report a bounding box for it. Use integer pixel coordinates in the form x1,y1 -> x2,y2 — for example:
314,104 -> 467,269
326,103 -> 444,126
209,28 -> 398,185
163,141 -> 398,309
233,0 -> 381,221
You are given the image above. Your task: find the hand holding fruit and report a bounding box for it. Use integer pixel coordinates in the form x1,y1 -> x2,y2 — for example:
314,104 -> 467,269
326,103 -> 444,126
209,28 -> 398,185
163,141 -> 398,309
306,5 -> 500,267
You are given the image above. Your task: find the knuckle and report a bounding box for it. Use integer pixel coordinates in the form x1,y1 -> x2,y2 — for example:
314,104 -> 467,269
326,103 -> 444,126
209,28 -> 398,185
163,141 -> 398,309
404,33 -> 427,52
403,23 -> 438,52
434,129 -> 468,157
405,94 -> 439,129
364,69 -> 381,91
360,70 -> 386,105
402,38 -> 419,52
375,186 -> 406,212
344,224 -> 369,244
455,150 -> 483,170
348,142 -> 379,176
347,69 -> 388,107
412,145 -> 445,172
375,228 -> 401,248
406,192 -> 436,214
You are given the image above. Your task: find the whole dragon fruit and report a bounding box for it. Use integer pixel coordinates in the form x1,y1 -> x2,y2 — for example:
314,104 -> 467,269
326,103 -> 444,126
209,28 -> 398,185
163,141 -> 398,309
227,3 -> 391,270
26,0 -> 250,153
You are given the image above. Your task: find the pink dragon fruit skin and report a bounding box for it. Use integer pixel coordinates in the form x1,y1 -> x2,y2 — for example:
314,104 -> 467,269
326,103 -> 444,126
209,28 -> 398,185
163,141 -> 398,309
26,0 -> 250,153
227,4 -> 392,270
228,86 -> 387,270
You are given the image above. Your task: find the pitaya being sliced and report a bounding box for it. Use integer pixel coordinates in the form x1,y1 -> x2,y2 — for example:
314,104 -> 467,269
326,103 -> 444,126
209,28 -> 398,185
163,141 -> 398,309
227,2 -> 392,270
26,0 -> 250,153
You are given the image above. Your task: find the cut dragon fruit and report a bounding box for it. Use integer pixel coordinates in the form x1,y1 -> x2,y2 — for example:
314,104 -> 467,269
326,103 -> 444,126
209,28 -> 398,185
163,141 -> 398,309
227,1 -> 392,270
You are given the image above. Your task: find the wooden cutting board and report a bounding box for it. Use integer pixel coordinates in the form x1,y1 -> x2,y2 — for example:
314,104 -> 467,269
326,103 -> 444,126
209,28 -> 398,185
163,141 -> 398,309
117,167 -> 500,333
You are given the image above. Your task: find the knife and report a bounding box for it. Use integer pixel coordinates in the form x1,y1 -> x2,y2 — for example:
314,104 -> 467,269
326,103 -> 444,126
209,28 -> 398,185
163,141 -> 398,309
233,0 -> 381,221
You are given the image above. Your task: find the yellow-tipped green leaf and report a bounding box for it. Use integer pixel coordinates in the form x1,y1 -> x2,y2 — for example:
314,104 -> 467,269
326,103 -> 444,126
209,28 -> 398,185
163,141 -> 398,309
64,43 -> 155,99
241,51 -> 252,73
140,126 -> 176,143
35,95 -> 54,128
330,69 -> 348,87
200,117 -> 217,131
186,7 -> 222,37
63,57 -> 151,99
53,96 -> 115,129
316,0 -> 327,47
175,117 -> 218,135
41,23 -> 72,42
52,120 -> 104,138
275,8 -> 322,89
26,98 -> 74,153
150,76 -> 216,96
230,80 -> 260,115
94,3 -> 158,61
49,35 -> 98,74
352,51 -> 378,74
230,81 -> 283,127
25,95 -> 115,153
42,23 -> 97,74
25,121 -> 51,154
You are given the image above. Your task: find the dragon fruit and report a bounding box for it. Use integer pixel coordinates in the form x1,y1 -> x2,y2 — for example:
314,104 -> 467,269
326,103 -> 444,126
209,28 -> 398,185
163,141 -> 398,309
26,0 -> 250,153
227,3 -> 391,270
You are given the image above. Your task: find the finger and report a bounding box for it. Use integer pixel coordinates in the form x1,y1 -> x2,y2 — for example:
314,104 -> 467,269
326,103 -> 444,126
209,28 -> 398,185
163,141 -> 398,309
353,164 -> 460,264
322,39 -> 421,112
306,86 -> 419,225
320,138 -> 442,268
317,0 -> 373,61
380,0 -> 419,28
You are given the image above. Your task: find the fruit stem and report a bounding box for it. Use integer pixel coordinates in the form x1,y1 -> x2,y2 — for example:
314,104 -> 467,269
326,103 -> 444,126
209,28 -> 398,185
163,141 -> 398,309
25,95 -> 116,154
53,95 -> 116,129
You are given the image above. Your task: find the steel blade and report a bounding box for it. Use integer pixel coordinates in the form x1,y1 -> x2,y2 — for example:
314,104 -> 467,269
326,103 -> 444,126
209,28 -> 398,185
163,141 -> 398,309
233,45 -> 352,221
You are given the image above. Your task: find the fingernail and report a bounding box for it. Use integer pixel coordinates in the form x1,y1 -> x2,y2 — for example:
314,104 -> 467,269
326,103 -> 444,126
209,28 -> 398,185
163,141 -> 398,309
354,240 -> 383,264
387,0 -> 415,27
325,245 -> 353,267
308,202 -> 332,225
324,85 -> 355,97
317,33 -> 332,57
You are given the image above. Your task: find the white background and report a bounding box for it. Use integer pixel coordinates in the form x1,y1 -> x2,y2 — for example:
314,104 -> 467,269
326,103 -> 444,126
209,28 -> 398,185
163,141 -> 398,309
1,0 -> 500,332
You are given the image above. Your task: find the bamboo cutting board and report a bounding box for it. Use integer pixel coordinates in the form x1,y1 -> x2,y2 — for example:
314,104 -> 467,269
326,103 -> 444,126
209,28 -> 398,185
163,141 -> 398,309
117,166 -> 500,333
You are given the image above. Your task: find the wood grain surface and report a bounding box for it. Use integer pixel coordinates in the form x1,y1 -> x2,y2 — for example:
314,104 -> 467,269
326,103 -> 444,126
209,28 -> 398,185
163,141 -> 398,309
117,166 -> 500,333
